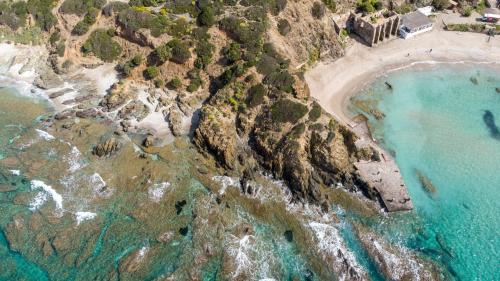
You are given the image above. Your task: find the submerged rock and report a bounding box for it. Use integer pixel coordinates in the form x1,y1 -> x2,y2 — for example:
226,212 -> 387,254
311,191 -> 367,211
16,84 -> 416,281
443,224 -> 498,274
416,169 -> 437,195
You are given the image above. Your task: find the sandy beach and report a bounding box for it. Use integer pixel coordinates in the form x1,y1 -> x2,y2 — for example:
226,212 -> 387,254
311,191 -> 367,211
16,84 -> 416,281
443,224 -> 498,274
305,14 -> 500,125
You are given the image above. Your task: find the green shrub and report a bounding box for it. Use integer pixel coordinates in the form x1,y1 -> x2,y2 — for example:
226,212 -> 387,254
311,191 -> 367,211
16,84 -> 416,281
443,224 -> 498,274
169,76 -> 182,89
144,66 -> 160,80
0,1 -> 28,30
195,39 -> 215,69
224,42 -> 242,64
117,8 -> 171,37
312,2 -> 325,19
102,1 -> 130,17
151,44 -> 172,65
220,16 -> 266,45
256,43 -> 289,76
82,29 -> 122,62
356,0 -> 381,13
271,0 -> 287,15
198,6 -> 215,27
192,27 -> 211,41
270,99 -> 308,123
72,8 -> 99,35
263,71 -> 295,93
167,39 -> 191,64
244,6 -> 268,22
462,6 -> 473,17
290,123 -> 306,138
27,0 -> 58,31
277,19 -> 291,36
322,0 -> 336,12
154,79 -> 165,88
309,102 -> 322,121
56,42 -> 66,57
247,84 -> 266,107
60,0 -> 106,16
164,0 -> 198,16
432,0 -> 449,10
167,17 -> 191,37
131,54 -> 143,66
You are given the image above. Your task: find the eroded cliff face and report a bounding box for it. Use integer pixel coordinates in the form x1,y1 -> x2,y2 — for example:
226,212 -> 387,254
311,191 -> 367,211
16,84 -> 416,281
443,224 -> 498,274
193,68 -> 366,205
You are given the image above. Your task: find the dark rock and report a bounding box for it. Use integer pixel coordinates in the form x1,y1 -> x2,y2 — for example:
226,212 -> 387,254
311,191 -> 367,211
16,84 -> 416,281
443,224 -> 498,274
179,226 -> 189,236
284,230 -> 293,242
76,108 -> 99,119
175,200 -> 187,215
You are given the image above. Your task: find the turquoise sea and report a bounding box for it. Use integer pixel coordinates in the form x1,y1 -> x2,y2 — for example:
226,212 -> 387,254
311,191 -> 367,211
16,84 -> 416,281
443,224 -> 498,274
1,63 -> 500,280
349,63 -> 500,280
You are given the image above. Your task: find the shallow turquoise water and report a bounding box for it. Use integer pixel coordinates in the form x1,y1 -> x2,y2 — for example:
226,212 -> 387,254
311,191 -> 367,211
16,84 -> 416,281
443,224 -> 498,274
350,64 -> 500,280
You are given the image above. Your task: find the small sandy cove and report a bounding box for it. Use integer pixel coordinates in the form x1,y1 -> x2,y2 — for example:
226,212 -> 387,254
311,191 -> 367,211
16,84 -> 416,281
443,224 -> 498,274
305,14 -> 500,125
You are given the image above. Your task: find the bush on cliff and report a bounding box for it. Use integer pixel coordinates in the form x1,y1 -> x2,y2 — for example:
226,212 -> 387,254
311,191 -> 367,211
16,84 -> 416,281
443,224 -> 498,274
312,2 -> 325,19
309,102 -> 322,121
270,99 -> 308,123
195,39 -> 215,69
60,0 -> 106,16
197,6 -> 215,27
246,84 -> 266,107
167,39 -> 191,64
72,7 -> 99,35
277,19 -> 291,36
263,71 -> 295,93
27,0 -> 58,31
144,66 -> 160,80
220,16 -> 266,45
82,29 -> 122,62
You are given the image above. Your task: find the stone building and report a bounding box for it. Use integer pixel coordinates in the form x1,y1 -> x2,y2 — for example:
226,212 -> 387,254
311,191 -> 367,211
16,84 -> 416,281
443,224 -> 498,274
348,10 -> 400,47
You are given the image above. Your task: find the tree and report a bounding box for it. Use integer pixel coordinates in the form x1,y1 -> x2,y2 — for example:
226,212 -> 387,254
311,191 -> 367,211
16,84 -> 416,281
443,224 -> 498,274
197,6 -> 215,27
167,39 -> 191,64
312,2 -> 325,19
144,66 -> 159,80
433,0 -> 450,10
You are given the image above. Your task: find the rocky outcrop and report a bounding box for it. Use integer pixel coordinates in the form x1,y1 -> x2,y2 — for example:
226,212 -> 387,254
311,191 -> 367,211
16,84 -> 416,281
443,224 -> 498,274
354,223 -> 443,281
193,105 -> 238,170
93,137 -> 120,157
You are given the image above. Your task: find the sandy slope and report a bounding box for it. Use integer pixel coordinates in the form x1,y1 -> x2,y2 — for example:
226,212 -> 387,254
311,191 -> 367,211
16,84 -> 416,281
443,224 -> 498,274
305,14 -> 500,125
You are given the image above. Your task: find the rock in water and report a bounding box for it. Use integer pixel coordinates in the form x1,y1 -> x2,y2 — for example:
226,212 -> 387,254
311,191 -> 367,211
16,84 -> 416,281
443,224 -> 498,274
93,138 -> 120,157
143,135 -> 155,148
483,110 -> 500,140
415,169 -> 437,195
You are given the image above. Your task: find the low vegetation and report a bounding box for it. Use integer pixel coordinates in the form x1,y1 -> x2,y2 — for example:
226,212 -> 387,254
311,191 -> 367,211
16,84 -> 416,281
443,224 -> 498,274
82,29 -> 122,62
270,99 -> 309,123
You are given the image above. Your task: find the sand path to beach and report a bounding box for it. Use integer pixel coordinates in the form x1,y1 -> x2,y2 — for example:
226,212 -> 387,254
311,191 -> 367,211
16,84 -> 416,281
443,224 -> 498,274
305,14 -> 500,126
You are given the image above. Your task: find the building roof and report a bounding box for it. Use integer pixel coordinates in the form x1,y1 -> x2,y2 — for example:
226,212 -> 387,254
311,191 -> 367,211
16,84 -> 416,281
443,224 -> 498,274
402,11 -> 432,30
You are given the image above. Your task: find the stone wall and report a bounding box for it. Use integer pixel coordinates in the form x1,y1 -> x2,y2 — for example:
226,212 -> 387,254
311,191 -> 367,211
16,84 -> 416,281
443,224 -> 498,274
349,11 -> 400,47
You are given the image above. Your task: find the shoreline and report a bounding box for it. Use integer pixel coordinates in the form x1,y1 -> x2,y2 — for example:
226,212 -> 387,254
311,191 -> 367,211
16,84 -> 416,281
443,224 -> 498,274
305,21 -> 500,126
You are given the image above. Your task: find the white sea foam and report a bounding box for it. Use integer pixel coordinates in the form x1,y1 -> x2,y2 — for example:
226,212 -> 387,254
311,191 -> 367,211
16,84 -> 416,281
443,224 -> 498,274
227,234 -> 256,278
211,175 -> 240,195
35,129 -> 55,141
29,192 -> 48,211
308,221 -> 364,279
90,173 -> 112,197
148,182 -> 171,202
65,146 -> 87,173
9,170 -> 20,176
75,211 -> 97,225
29,180 -> 63,211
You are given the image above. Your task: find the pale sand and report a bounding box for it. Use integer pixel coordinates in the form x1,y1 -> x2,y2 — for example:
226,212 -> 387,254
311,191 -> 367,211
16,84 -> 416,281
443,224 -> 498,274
305,18 -> 500,126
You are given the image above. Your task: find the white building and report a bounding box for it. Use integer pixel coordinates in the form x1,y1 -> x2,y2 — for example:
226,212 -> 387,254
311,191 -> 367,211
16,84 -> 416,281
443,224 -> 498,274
399,11 -> 433,39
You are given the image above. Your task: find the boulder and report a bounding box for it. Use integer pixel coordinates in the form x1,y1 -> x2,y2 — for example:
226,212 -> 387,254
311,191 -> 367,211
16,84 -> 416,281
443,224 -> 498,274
93,137 -> 120,157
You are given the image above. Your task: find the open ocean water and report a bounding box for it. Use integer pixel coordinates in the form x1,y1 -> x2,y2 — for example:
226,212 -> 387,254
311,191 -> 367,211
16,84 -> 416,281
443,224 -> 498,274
349,63 -> 500,280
